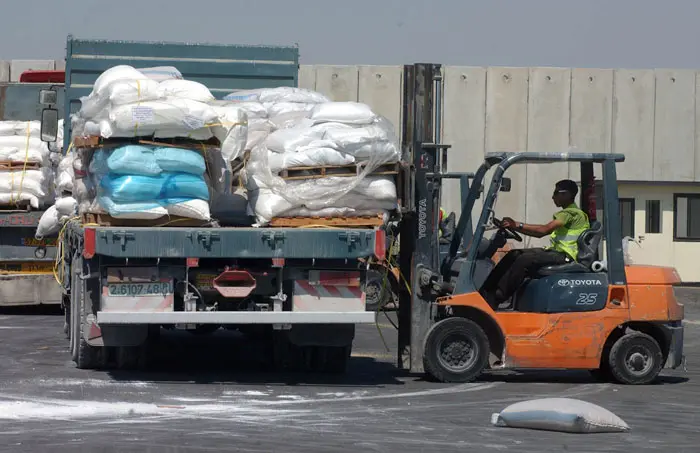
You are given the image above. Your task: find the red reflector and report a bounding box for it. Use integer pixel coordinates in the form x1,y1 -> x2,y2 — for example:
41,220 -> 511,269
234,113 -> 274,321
83,227 -> 96,259
186,258 -> 199,268
272,258 -> 285,267
18,70 -> 65,83
374,229 -> 386,261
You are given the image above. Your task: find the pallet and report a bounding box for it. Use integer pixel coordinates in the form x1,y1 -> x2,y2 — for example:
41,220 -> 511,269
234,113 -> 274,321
0,161 -> 41,171
72,135 -> 221,149
279,162 -> 399,181
269,214 -> 386,228
81,212 -> 211,228
0,200 -> 31,212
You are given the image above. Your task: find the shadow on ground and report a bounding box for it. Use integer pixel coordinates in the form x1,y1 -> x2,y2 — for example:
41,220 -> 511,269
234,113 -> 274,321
0,305 -> 62,316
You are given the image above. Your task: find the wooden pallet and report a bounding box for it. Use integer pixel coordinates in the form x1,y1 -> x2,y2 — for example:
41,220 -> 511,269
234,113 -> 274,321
269,214 -> 385,228
81,212 -> 211,228
279,162 -> 399,181
73,135 -> 221,149
0,200 -> 31,212
0,161 -> 41,171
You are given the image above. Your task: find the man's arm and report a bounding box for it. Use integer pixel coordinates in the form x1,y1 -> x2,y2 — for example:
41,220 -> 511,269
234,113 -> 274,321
502,217 -> 564,238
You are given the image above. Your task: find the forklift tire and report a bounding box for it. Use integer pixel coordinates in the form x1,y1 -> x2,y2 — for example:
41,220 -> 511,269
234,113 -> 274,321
423,317 -> 490,383
608,332 -> 664,385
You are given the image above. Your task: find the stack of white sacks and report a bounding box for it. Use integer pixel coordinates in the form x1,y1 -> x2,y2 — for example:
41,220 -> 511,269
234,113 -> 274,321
0,119 -> 64,212
36,65 -> 248,238
222,88 -> 401,225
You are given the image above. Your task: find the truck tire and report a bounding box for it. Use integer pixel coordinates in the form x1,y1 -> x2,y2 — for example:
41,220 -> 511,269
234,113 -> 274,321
70,255 -> 102,370
364,269 -> 392,311
269,333 -> 351,374
423,317 -> 489,383
608,332 -> 664,385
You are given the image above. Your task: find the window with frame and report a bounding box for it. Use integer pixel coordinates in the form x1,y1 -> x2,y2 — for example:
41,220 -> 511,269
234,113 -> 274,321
674,194 -> 700,241
645,200 -> 661,234
619,198 -> 635,239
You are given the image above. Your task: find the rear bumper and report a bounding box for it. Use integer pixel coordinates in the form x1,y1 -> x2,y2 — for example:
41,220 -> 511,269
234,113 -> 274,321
97,311 -> 376,325
0,274 -> 62,306
662,322 -> 684,369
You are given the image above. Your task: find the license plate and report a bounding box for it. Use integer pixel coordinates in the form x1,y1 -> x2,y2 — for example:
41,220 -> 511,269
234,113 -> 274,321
21,237 -> 57,247
107,281 -> 174,297
0,262 -> 54,274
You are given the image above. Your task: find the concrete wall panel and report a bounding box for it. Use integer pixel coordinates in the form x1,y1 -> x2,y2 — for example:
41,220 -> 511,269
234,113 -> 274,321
441,66 -> 486,218
9,60 -> 55,82
298,65 -> 316,91
485,67 -> 529,224
0,61 -> 9,82
525,68 -> 572,247
653,69 -> 695,182
612,69 -> 655,180
358,65 -> 402,134
569,69 -> 613,177
314,65 -> 358,101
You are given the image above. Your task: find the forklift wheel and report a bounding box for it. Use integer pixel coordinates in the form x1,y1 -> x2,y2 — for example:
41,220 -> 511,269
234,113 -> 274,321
608,332 -> 664,385
423,317 -> 489,383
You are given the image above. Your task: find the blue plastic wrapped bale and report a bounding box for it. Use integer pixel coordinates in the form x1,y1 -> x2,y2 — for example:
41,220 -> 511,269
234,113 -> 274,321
90,145 -> 207,176
99,172 -> 210,203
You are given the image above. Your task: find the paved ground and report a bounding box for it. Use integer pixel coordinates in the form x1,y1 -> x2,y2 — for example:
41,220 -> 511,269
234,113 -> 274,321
0,291 -> 698,453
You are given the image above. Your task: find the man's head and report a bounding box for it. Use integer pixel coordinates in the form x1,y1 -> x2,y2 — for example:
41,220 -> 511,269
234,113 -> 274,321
552,179 -> 578,207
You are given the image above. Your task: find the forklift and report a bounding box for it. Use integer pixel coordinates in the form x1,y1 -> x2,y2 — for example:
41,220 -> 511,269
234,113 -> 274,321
396,63 -> 685,385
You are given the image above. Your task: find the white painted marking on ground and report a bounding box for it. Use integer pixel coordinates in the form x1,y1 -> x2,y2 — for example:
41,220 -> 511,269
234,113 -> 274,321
222,390 -> 269,397
0,326 -> 29,330
32,378 -> 152,388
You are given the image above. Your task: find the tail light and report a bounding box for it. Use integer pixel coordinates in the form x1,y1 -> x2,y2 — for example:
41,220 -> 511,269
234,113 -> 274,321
83,227 -> 96,259
374,229 -> 386,261
212,269 -> 257,298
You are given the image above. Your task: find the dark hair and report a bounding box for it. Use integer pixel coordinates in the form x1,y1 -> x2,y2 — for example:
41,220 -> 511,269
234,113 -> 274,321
554,179 -> 578,197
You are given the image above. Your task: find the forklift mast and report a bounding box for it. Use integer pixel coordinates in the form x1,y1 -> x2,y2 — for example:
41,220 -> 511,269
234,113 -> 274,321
398,64 -> 449,373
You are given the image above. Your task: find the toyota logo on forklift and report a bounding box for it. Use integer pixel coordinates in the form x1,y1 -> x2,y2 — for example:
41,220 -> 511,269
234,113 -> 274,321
558,279 -> 602,287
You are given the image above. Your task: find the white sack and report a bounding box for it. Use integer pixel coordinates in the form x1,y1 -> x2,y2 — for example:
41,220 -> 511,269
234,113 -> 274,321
0,121 -> 41,137
157,79 -> 215,103
210,105 -> 249,162
309,102 -> 377,125
491,398 -> 630,434
35,205 -> 60,239
264,101 -> 315,118
0,136 -> 50,164
92,66 -> 146,97
55,196 -> 78,217
0,193 -> 40,209
138,66 -> 183,81
166,199 -> 211,221
0,167 -> 52,199
225,87 -> 329,104
264,146 -> 356,173
100,99 -> 219,139
80,79 -> 160,119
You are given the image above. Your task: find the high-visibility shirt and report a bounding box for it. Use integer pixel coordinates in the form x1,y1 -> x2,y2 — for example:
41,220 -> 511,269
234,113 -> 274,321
546,203 -> 590,260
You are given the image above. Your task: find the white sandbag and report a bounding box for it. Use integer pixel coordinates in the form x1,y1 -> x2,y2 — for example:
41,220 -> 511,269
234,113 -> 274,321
210,105 -> 249,162
0,121 -> 41,137
166,199 -> 211,221
55,196 -> 78,217
73,177 -> 96,204
0,136 -> 50,163
263,120 -> 346,154
282,206 -> 391,219
138,66 -> 183,81
0,192 -> 40,209
224,87 -> 329,104
92,66 -> 146,97
309,102 -> 377,125
269,111 -> 312,130
0,168 -> 52,198
264,102 -> 315,118
101,99 -> 220,138
491,398 -> 630,434
80,79 -> 161,119
35,205 -> 60,239
156,79 -> 215,103
265,146 -> 355,173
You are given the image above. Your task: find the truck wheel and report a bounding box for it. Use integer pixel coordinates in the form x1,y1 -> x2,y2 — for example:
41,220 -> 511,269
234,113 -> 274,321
423,317 -> 489,383
71,256 -> 102,370
364,270 -> 392,311
316,345 -> 351,374
608,332 -> 664,385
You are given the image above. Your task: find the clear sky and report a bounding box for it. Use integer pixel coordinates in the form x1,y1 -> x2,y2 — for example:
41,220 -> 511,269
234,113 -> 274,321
2,0 -> 699,68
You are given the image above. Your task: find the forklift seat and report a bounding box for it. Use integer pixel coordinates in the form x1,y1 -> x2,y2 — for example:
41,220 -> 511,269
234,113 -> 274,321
535,221 -> 603,276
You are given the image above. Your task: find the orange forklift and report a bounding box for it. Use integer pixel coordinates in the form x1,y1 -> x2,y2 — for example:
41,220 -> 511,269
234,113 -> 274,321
396,63 -> 685,385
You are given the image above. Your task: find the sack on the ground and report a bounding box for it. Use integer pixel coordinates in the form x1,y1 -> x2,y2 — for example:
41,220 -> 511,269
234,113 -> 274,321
491,398 -> 630,433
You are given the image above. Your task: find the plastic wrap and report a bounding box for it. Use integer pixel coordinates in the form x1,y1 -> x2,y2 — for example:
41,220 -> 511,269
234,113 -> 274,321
89,145 -> 206,176
243,106 -> 400,224
98,173 -> 210,203
209,104 -> 249,162
0,167 -> 53,199
224,87 -> 329,104
0,135 -> 50,165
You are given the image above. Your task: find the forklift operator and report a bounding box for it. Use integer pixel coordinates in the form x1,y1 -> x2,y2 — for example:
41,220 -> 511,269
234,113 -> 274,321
483,179 -> 590,305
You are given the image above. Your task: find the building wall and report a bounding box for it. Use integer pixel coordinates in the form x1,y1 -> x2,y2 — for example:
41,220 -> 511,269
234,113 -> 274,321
4,59 -> 700,279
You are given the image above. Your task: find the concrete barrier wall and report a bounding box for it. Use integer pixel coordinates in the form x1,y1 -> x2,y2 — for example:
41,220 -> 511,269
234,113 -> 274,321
2,60 -> 698,226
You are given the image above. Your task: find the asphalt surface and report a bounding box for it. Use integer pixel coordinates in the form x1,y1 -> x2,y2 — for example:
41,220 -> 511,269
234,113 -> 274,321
0,291 -> 699,453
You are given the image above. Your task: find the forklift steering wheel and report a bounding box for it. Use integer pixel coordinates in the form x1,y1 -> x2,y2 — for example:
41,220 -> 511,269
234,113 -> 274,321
492,218 -> 523,242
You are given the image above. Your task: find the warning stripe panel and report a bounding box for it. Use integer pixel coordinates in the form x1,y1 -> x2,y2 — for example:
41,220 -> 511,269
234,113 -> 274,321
293,281 -> 366,313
